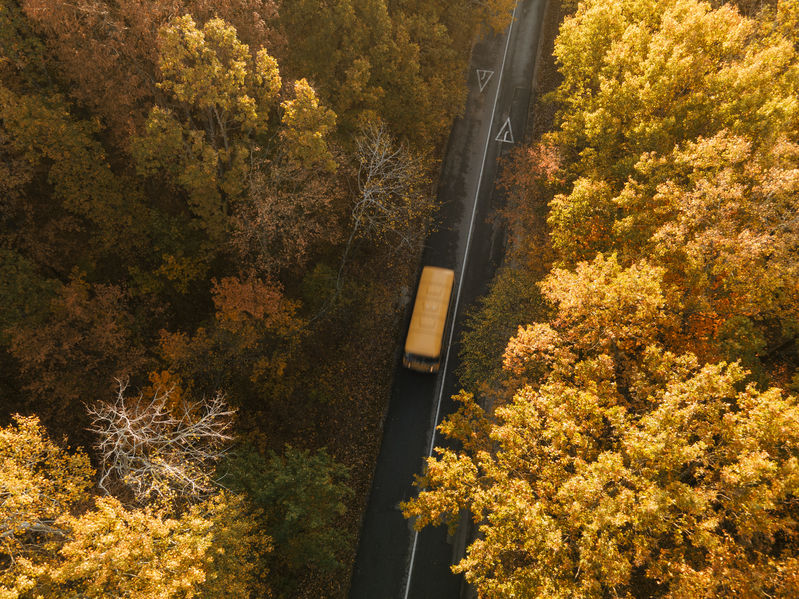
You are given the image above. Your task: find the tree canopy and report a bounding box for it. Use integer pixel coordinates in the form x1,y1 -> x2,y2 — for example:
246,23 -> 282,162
2,0 -> 486,593
407,359 -> 799,598
411,0 -> 799,596
0,415 -> 269,599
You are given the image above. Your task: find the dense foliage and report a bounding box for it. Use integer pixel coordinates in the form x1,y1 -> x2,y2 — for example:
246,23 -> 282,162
405,0 -> 799,597
225,446 -> 352,592
0,0 -> 513,595
0,416 -> 268,599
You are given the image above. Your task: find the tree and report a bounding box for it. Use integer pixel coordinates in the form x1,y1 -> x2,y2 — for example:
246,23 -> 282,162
88,380 -> 236,502
776,0 -> 799,45
546,0 -> 798,260
471,0 -> 517,33
510,0 -> 799,375
131,13 -> 339,276
157,272 -> 306,405
0,415 -> 92,588
224,445 -> 352,591
404,357 -> 799,598
458,265 -> 546,392
280,78 -> 337,171
229,155 -> 344,275
275,0 -> 385,130
499,141 -> 562,272
0,4 -> 151,277
0,2 -> 199,309
351,122 -> 434,252
8,277 -> 149,442
33,493 -> 267,599
0,85 -> 147,274
502,254 -> 677,389
552,0 -> 796,177
19,0 -> 280,143
130,15 -> 284,244
614,132 -> 799,367
0,250 -> 59,345
10,491 -> 268,599
0,0 -> 49,91
276,0 -> 488,147
0,415 -> 269,598
547,177 -> 616,265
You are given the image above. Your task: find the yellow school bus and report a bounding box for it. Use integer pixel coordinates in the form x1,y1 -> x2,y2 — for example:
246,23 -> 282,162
403,266 -> 455,373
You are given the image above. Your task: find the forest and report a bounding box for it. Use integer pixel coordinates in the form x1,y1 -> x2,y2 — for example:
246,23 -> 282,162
1,0 -> 798,597
0,0 -> 512,597
404,0 -> 799,597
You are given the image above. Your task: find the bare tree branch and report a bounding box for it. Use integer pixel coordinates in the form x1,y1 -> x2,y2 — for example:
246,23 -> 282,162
309,123 -> 435,322
352,122 -> 435,253
88,379 -> 236,502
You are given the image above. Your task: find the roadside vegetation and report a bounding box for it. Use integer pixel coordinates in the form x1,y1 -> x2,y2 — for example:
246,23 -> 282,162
0,0 -> 514,597
405,0 -> 799,596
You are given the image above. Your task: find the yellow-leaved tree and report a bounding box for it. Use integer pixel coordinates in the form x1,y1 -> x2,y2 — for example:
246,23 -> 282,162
405,358 -> 799,598
0,415 -> 270,599
130,15 -> 283,244
130,14 -> 338,275
0,415 -> 93,598
404,255 -> 799,597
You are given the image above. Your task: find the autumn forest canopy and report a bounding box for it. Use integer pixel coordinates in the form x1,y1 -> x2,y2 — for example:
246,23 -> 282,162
405,0 -> 799,597
0,0 -> 798,597
0,0 -> 511,596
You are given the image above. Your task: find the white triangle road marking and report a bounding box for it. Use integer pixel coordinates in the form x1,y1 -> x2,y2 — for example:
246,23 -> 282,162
476,69 -> 494,93
495,117 -> 514,144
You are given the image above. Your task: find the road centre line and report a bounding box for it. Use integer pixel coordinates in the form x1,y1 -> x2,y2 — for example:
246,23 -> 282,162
403,2 -> 521,597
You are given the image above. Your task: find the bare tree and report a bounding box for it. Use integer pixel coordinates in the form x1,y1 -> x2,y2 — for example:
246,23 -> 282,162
88,380 -> 236,502
311,123 -> 435,321
352,122 -> 435,252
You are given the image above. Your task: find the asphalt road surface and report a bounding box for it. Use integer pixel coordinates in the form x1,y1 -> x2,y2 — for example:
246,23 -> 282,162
348,2 -> 547,597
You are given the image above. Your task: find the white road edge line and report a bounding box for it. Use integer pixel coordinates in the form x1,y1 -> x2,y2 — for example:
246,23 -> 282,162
403,2 -> 521,597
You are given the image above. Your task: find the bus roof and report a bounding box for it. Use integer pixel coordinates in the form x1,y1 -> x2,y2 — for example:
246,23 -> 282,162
404,266 -> 455,359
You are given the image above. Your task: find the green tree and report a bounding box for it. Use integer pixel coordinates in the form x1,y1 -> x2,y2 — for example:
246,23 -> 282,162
18,0 -> 280,143
277,0 -> 496,147
131,15 -> 284,244
280,78 -> 337,171
0,250 -> 59,345
0,85 -> 147,274
458,265 -> 546,392
225,445 -> 352,590
0,0 -> 49,91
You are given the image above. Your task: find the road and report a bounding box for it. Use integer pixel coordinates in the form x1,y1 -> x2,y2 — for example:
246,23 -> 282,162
348,1 -> 547,597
